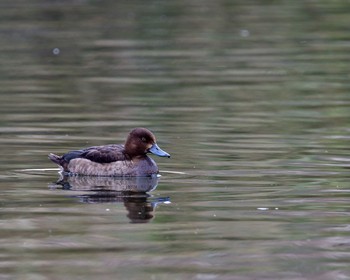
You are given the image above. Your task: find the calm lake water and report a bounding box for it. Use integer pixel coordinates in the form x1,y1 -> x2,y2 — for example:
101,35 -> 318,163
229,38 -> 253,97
1,1 -> 350,279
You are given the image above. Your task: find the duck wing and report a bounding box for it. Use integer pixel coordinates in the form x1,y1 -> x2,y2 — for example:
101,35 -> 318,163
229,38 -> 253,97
63,144 -> 127,164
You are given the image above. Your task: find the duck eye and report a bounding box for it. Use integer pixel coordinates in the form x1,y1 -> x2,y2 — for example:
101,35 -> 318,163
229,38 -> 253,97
141,137 -> 147,142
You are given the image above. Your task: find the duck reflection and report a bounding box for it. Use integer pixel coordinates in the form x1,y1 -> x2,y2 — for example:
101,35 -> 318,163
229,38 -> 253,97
50,174 -> 170,223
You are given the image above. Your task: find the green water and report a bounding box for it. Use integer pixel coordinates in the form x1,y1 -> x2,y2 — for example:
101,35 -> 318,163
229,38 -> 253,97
0,1 -> 350,279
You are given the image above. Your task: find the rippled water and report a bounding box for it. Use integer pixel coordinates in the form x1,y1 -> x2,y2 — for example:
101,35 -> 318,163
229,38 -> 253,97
1,1 -> 350,279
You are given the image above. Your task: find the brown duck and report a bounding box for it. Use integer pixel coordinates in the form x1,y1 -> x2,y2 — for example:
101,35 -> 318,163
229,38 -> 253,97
48,127 -> 170,176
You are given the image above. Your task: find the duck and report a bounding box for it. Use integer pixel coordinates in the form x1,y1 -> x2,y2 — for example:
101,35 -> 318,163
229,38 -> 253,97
48,127 -> 170,176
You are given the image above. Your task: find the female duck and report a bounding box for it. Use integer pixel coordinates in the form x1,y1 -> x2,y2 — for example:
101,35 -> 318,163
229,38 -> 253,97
48,128 -> 170,176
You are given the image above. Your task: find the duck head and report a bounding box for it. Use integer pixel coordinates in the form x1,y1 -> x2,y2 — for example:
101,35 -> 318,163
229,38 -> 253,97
124,128 -> 170,158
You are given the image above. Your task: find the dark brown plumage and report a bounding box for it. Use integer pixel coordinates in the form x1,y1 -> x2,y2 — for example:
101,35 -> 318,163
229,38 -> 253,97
48,128 -> 170,176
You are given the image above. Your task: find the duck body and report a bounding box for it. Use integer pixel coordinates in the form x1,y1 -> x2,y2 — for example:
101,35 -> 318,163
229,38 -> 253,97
48,128 -> 170,177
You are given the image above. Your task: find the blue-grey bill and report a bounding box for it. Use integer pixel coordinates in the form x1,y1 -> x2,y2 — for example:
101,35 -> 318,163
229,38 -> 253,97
149,143 -> 170,158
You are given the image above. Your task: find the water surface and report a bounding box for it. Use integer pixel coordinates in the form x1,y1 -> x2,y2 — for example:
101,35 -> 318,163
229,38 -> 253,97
1,1 -> 350,279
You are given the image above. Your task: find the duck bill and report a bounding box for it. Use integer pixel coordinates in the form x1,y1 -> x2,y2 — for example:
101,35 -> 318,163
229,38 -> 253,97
148,143 -> 170,158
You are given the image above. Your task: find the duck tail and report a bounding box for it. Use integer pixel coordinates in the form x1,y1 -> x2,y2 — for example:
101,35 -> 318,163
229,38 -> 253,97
48,153 -> 62,165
